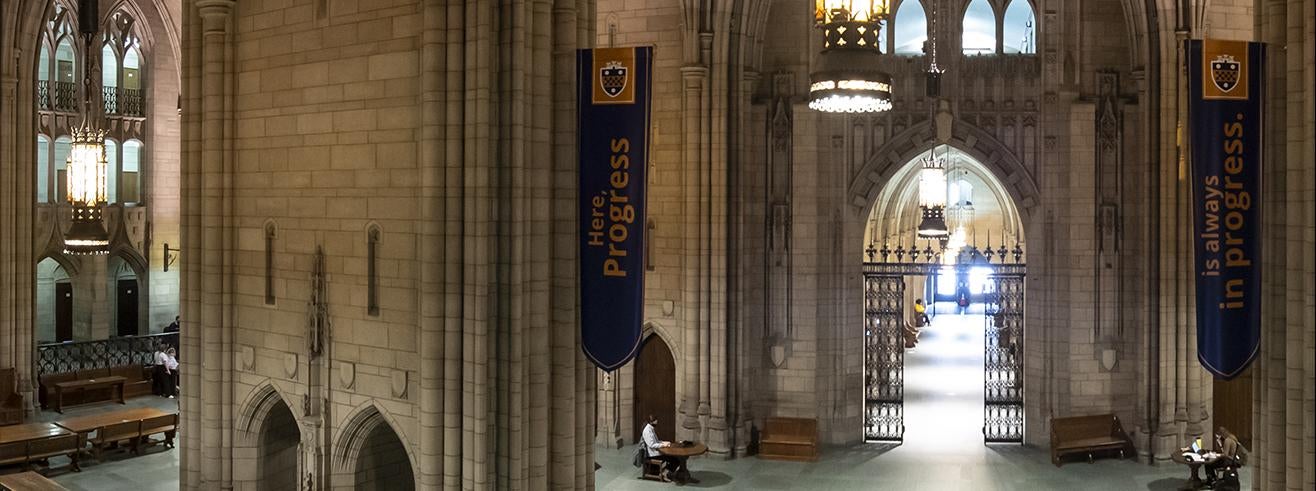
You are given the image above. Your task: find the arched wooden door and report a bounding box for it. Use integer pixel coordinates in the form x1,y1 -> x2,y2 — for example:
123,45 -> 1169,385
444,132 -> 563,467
632,334 -> 675,443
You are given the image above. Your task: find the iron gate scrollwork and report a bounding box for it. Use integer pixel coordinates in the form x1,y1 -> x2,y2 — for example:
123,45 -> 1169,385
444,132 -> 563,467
984,268 -> 1025,443
36,332 -> 180,376
864,273 -> 905,442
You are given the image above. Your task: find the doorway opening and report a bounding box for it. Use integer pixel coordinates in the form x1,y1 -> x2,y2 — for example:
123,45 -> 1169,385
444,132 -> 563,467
632,334 -> 676,443
36,257 -> 73,343
109,255 -> 140,336
256,397 -> 301,491
862,145 -> 1026,445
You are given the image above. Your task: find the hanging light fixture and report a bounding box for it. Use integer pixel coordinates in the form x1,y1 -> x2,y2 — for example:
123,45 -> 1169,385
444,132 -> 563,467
64,0 -> 109,255
917,147 -> 948,239
809,0 -> 893,113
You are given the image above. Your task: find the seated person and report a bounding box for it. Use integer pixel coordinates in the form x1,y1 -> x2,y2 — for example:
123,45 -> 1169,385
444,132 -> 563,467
641,414 -> 691,484
912,299 -> 930,327
1205,426 -> 1245,488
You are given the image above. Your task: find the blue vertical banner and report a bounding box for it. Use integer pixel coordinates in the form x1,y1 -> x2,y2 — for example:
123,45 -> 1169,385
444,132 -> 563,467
578,47 -> 652,372
1186,39 -> 1264,379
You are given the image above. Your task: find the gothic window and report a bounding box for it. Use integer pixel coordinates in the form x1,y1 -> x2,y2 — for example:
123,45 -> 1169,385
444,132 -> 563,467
105,139 -> 119,203
1002,0 -> 1036,54
37,135 -> 50,203
367,226 -> 380,316
37,3 -> 79,112
265,224 -> 277,305
645,219 -> 655,271
53,136 -> 72,202
121,139 -> 142,203
961,0 -> 997,55
892,0 -> 928,55
103,10 -> 145,117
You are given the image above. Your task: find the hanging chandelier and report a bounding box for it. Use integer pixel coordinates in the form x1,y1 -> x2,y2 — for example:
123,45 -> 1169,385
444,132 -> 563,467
809,0 -> 893,113
64,0 -> 109,255
917,148 -> 948,239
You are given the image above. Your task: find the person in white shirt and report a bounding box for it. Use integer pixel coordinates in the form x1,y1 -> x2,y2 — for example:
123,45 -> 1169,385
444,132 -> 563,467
165,348 -> 180,395
641,415 -> 688,483
152,343 -> 174,398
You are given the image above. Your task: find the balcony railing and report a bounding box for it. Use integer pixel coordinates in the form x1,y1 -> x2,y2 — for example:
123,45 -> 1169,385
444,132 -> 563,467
103,86 -> 119,115
102,87 -> 145,117
37,80 -> 51,110
37,332 -> 179,376
50,81 -> 78,112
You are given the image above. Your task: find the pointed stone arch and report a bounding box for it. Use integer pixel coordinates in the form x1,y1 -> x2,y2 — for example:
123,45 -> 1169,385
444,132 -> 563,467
848,118 -> 1041,225
236,381 -> 302,445
332,401 -> 416,490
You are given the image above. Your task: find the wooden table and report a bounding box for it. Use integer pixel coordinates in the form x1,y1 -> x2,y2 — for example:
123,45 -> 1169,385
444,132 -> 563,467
659,442 -> 707,484
52,376 -> 126,413
0,471 -> 69,490
53,407 -> 171,435
0,422 -> 72,445
1170,449 -> 1221,490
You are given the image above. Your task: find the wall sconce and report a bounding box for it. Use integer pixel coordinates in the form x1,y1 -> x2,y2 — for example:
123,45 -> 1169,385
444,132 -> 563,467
163,243 -> 179,272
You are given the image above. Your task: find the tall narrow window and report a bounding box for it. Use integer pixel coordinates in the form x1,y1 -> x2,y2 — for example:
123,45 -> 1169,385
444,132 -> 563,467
367,227 -> 380,316
53,136 -> 71,202
37,135 -> 50,202
122,140 -> 142,203
105,139 -> 119,204
102,44 -> 118,114
265,224 -> 276,305
893,0 -> 928,55
645,219 -> 655,271
962,0 -> 997,55
1002,0 -> 1036,54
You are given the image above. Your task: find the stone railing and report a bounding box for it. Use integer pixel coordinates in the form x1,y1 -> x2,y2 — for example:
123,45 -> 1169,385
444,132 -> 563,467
36,332 -> 179,376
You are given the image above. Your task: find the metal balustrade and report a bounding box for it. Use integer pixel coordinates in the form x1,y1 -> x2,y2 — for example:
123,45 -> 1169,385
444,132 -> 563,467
37,332 -> 179,376
51,81 -> 78,112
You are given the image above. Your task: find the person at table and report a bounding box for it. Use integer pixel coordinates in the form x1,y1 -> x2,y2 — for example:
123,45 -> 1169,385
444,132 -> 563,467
641,414 -> 689,484
1205,426 -> 1245,488
164,315 -> 180,333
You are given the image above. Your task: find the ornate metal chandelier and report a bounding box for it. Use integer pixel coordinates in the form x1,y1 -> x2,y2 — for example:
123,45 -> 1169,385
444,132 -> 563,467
809,0 -> 893,113
916,148 -> 948,239
64,0 -> 109,255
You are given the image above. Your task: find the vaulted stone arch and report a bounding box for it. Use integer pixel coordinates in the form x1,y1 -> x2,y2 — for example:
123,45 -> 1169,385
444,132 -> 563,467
332,401 -> 416,490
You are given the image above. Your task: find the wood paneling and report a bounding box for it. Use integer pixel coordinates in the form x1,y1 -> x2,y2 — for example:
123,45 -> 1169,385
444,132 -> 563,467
632,335 -> 675,443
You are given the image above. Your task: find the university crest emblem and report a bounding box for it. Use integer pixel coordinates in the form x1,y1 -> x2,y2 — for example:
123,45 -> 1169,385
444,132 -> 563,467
1210,54 -> 1241,93
600,61 -> 628,98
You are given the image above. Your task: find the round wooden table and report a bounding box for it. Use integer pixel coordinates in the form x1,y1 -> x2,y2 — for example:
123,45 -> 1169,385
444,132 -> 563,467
659,442 -> 707,484
1170,450 -> 1219,490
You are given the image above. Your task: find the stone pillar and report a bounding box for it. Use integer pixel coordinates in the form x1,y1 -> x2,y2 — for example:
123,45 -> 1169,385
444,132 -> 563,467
0,2 -> 38,418
181,1 -> 237,488
679,64 -> 707,442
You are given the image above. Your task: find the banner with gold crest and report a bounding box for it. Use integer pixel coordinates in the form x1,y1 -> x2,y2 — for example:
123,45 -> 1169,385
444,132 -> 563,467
577,47 -> 652,371
1186,39 -> 1265,380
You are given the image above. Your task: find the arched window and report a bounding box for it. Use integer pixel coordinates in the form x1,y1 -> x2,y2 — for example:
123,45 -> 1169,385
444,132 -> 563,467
102,44 -> 119,114
104,10 -> 144,117
37,135 -> 51,203
123,47 -> 141,89
122,139 -> 142,203
961,0 -> 997,55
53,136 -> 72,202
105,139 -> 119,204
1002,0 -> 1036,54
38,45 -> 51,82
893,0 -> 928,55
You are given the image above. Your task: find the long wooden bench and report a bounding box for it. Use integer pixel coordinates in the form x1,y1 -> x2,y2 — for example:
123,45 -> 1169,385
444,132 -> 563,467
39,365 -> 153,410
759,417 -> 819,461
1050,414 -> 1134,466
0,471 -> 70,490
55,408 -> 178,462
0,423 -> 80,473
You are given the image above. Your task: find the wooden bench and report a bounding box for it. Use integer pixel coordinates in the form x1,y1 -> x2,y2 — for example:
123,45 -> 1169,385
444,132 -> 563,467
759,417 -> 819,461
0,423 -> 80,473
1050,414 -> 1134,466
55,408 -> 178,462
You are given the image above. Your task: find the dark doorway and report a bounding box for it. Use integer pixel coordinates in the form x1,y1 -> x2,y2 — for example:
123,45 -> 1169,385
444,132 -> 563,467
116,279 -> 139,336
632,334 -> 675,443
56,282 -> 73,342
257,399 -> 301,491
1213,368 -> 1253,448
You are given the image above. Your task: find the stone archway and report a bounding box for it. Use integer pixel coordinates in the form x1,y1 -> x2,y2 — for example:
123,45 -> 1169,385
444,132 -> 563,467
236,382 -> 304,490
334,403 -> 416,491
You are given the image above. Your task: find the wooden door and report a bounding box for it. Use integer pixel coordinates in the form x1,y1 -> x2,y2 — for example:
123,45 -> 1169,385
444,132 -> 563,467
632,335 -> 675,443
116,279 -> 139,336
1213,368 -> 1253,448
55,282 -> 73,341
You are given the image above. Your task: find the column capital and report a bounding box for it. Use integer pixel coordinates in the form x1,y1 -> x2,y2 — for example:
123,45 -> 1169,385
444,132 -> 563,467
196,0 -> 236,34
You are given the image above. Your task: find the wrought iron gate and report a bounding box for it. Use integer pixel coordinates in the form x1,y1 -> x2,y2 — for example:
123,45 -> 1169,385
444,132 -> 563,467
862,244 -> 1026,444
864,272 -> 905,442
984,266 -> 1025,443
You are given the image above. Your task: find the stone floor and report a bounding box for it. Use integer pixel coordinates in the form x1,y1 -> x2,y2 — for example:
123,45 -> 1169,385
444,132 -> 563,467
595,313 -> 1253,490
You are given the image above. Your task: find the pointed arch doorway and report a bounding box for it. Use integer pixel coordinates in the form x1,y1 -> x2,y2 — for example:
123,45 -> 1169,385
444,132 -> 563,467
632,334 -> 676,442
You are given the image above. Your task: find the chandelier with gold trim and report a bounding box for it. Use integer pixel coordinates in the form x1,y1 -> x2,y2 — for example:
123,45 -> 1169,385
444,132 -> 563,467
916,148 -> 948,239
809,0 -> 893,113
64,0 -> 109,255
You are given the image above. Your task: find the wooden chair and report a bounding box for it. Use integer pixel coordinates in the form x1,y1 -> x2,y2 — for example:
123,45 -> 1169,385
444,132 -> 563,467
759,417 -> 819,461
0,368 -> 23,425
139,413 -> 178,449
639,456 -> 666,481
1050,414 -> 1134,466
90,420 -> 142,461
26,434 -> 80,472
